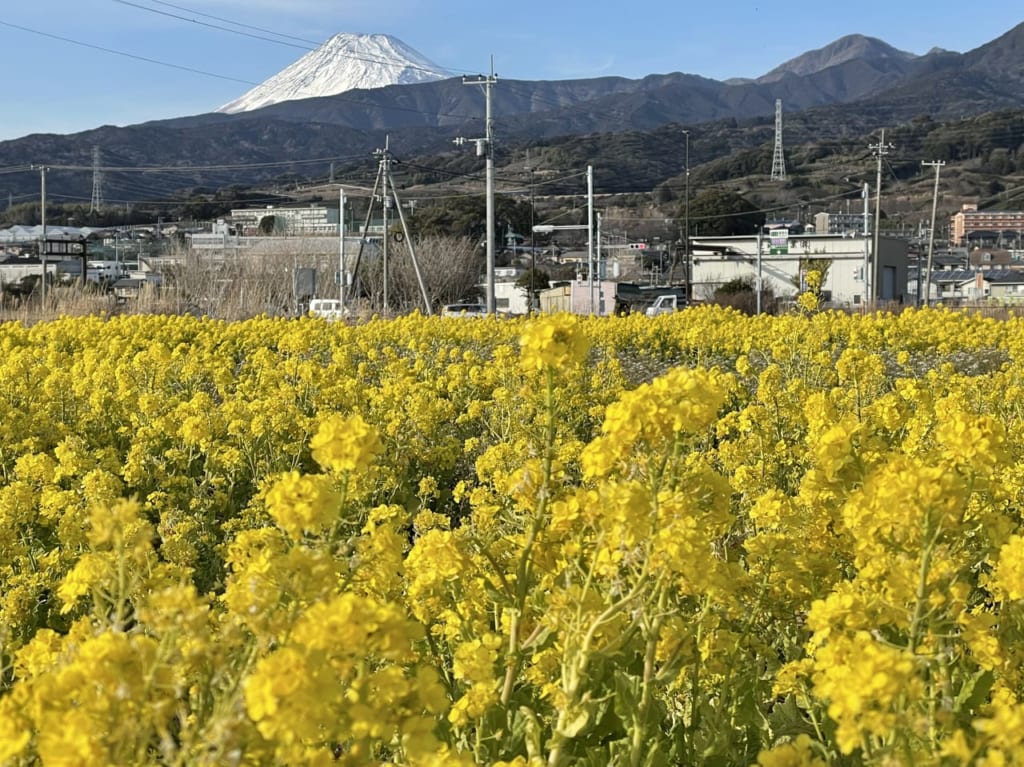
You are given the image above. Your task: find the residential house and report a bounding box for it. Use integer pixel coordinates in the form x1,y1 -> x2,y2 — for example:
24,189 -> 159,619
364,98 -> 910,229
689,233 -> 908,306
539,278 -> 618,316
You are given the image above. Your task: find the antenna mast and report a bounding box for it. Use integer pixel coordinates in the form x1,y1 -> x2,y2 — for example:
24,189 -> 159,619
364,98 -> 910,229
770,99 -> 786,182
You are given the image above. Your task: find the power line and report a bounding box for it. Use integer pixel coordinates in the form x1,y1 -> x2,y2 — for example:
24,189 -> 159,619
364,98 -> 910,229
0,20 -> 259,85
113,0 -> 312,51
135,0 -> 323,46
119,0 -> 673,134
0,21 -> 475,124
47,154 -> 367,173
114,0 -> 477,78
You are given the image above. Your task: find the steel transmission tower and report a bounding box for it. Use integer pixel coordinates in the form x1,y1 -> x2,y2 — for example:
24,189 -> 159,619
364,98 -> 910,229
89,146 -> 104,214
770,99 -> 786,182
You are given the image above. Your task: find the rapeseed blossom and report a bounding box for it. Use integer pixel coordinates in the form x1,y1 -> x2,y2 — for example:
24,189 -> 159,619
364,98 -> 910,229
518,313 -> 591,372
310,411 -> 382,474
2,308 -> 1024,765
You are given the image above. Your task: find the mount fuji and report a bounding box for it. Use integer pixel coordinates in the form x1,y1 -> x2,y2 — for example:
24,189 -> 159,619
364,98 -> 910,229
217,33 -> 452,114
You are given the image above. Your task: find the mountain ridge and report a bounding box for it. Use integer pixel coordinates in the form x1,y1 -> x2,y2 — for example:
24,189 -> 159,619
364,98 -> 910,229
2,23 -> 1024,205
757,34 -> 918,83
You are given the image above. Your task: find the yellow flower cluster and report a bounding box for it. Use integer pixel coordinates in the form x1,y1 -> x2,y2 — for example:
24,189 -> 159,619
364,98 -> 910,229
518,312 -> 591,372
310,411 -> 383,474
3,307 -> 1024,766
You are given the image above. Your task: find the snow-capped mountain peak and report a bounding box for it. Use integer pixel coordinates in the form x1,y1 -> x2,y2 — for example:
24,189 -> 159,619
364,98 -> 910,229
217,33 -> 452,114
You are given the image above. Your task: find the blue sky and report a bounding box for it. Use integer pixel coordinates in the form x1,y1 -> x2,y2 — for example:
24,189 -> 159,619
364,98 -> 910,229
1,0 -> 1022,141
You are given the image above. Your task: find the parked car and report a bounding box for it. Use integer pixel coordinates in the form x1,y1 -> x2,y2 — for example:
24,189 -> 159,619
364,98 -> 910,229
441,303 -> 488,318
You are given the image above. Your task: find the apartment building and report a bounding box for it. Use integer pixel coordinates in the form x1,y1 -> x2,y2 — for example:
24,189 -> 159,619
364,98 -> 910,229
950,203 -> 1024,246
230,205 -> 340,236
814,211 -> 869,235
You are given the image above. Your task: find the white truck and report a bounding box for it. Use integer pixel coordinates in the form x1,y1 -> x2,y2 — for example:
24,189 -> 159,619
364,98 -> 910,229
308,298 -> 348,321
644,294 -> 685,317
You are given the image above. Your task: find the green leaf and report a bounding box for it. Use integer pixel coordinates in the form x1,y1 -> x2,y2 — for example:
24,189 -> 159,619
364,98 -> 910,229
955,669 -> 994,717
612,670 -> 641,722
768,694 -> 816,739
557,707 -> 591,738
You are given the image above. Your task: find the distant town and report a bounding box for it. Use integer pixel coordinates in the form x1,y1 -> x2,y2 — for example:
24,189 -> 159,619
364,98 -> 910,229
2,196 -> 1023,320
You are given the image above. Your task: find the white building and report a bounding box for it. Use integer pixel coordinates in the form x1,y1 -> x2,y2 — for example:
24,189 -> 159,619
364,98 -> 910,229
493,266 -> 531,315
539,278 -> 618,316
230,205 -> 341,236
689,233 -> 909,307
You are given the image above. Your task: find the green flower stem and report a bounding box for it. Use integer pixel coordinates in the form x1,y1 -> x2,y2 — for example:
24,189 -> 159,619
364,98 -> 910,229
502,369 -> 557,707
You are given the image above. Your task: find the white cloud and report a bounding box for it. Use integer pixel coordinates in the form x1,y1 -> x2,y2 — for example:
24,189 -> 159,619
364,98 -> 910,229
548,53 -> 619,80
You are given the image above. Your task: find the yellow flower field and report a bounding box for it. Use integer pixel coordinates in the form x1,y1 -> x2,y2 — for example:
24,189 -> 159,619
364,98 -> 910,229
1,306 -> 1024,766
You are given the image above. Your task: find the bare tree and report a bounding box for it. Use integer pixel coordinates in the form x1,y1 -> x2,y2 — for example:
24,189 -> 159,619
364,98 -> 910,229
357,236 -> 482,314
162,238 -> 338,319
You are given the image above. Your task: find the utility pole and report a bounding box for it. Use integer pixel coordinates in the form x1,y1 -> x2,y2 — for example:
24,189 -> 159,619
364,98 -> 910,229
922,160 -> 945,308
346,140 -> 432,315
526,154 -> 535,314
863,183 -> 870,310
338,187 -> 346,308
756,228 -> 763,316
457,61 -> 498,315
870,130 -> 894,306
684,129 -> 691,300
380,141 -> 391,314
32,165 -> 48,308
587,165 -> 595,314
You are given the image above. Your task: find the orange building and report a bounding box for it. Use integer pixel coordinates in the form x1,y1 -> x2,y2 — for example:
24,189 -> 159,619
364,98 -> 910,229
951,203 -> 1024,246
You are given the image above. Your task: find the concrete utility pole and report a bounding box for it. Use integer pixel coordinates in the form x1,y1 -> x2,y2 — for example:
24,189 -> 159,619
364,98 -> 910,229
922,160 -> 946,308
380,142 -> 391,314
863,183 -> 871,309
347,139 -> 431,315
756,228 -> 763,316
458,61 -> 498,315
870,130 -> 894,306
587,165 -> 595,314
32,165 -> 48,308
338,187 -> 346,308
683,129 -> 691,300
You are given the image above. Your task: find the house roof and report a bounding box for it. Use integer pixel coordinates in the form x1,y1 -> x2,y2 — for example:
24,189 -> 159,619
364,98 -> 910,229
930,268 -> 1024,285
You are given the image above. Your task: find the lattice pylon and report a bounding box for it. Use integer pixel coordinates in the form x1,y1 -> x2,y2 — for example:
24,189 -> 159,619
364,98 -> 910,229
770,99 -> 786,182
90,146 -> 104,214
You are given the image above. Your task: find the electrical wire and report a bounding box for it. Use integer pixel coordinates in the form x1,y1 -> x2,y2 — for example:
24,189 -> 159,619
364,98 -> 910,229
46,154 -> 368,173
0,20 -> 259,86
114,0 -> 477,77
116,0 -> 672,133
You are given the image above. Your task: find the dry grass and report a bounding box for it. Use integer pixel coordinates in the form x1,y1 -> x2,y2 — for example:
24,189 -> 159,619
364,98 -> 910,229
0,235 -> 484,324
